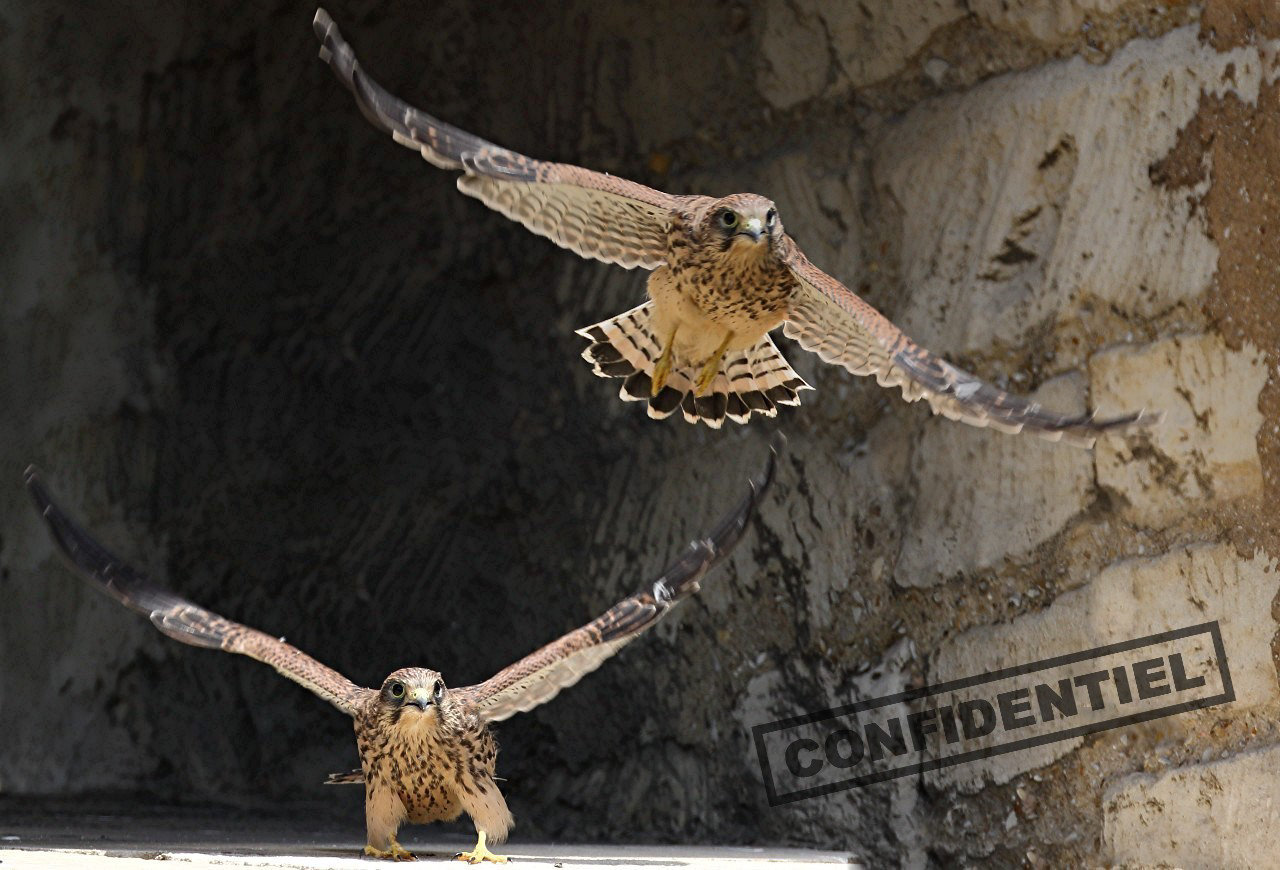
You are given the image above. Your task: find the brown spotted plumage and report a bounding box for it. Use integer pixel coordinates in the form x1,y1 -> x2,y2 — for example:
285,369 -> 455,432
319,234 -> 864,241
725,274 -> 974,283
24,437 -> 777,862
314,9 -> 1160,445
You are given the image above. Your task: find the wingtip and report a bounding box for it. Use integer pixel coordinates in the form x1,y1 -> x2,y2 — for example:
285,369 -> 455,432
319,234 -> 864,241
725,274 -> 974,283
1092,405 -> 1166,436
23,465 -> 54,515
314,7 -> 357,79
314,9 -> 339,67
753,432 -> 786,497
694,434 -> 784,568
1044,404 -> 1167,448
313,7 -> 334,39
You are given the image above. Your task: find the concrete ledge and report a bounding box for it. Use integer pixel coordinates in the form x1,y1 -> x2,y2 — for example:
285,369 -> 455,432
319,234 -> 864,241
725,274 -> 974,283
0,800 -> 858,869
2,844 -> 860,870
2,845 -> 859,869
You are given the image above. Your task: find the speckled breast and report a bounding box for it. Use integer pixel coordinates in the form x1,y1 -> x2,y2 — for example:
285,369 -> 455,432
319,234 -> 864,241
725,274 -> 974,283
356,718 -> 493,821
664,217 -> 796,337
393,741 -> 463,821
670,221 -> 788,322
688,262 -> 795,336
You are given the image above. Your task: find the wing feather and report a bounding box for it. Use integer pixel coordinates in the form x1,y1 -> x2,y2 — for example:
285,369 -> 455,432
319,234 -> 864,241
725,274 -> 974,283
778,237 -> 1160,447
313,9 -> 680,270
456,435 -> 782,723
24,468 -> 368,716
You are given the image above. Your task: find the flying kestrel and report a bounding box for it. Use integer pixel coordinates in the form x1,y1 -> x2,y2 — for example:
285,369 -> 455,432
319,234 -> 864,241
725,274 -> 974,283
25,440 -> 776,863
313,10 -> 1158,446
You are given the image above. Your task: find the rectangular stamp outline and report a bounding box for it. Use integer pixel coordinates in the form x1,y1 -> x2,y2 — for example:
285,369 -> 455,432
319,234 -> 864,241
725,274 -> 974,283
753,621 -> 1234,806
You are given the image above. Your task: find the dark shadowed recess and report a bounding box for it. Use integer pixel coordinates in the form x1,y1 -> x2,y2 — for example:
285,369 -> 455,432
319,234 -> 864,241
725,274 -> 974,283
12,0 -> 853,850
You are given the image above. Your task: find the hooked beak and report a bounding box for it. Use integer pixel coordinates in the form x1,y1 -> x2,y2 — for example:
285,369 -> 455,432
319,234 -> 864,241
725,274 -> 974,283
405,687 -> 434,711
737,216 -> 765,242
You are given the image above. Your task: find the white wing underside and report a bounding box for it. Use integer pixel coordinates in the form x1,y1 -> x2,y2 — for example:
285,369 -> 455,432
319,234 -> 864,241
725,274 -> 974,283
783,280 -> 1055,436
472,638 -> 632,724
458,176 -> 670,271
783,280 -> 921,395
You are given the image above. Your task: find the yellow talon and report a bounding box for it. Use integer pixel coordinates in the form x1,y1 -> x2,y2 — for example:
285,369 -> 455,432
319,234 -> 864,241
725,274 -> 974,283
695,332 -> 734,396
455,831 -> 508,865
365,836 -> 416,861
651,325 -> 678,396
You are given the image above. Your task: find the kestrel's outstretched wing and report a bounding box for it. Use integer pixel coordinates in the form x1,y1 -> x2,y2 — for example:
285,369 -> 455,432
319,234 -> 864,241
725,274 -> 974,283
313,8 -> 689,271
314,10 -> 1155,444
456,435 -> 781,724
25,468 -> 369,716
777,237 -> 1160,447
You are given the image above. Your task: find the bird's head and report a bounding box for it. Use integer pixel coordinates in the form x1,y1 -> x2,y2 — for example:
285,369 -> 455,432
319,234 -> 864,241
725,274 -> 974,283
376,667 -> 452,734
702,193 -> 781,255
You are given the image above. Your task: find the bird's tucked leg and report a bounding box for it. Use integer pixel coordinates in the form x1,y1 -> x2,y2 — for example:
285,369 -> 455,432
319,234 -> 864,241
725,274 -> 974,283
651,324 -> 679,396
695,331 -> 735,396
455,830 -> 507,865
364,783 -> 412,860
365,836 -> 416,861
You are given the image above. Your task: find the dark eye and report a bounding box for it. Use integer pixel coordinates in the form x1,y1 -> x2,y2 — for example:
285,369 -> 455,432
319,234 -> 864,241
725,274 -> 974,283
719,209 -> 737,229
766,208 -> 777,226
433,679 -> 444,698
388,681 -> 405,699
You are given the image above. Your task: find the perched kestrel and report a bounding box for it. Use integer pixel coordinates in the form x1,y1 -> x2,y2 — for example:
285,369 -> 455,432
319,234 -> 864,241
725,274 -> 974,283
313,10 -> 1158,446
24,439 -> 776,863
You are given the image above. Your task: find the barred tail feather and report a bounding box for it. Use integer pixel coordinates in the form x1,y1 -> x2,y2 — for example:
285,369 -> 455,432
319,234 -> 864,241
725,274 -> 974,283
576,304 -> 811,428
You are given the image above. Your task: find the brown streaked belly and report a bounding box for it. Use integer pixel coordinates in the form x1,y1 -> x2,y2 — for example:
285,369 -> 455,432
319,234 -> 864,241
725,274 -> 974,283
689,276 -> 791,347
398,769 -> 464,824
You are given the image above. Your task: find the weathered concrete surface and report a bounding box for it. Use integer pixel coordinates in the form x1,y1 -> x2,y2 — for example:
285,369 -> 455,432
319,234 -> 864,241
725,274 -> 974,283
2,849 -> 856,870
0,798 -> 856,869
2,0 -> 1279,867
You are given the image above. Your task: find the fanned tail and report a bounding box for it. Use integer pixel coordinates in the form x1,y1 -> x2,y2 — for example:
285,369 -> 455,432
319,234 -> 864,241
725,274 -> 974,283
576,302 -> 811,428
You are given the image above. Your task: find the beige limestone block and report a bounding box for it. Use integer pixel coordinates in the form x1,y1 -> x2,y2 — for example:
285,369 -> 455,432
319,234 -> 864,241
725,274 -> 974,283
758,0 -> 832,109
1104,746 -> 1280,869
758,0 -> 966,107
928,545 -> 1278,789
1091,334 -> 1266,527
874,27 -> 1280,356
972,0 -> 1131,45
897,373 -> 1094,585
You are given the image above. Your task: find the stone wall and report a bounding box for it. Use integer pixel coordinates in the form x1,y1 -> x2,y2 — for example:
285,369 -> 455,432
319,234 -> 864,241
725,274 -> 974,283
1,0 -> 1277,866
